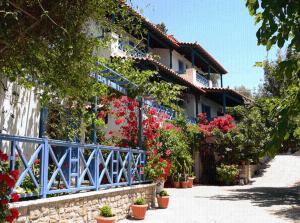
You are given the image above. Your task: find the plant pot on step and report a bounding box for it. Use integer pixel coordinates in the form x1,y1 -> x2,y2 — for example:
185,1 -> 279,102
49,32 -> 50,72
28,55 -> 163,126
180,181 -> 188,188
157,190 -> 170,209
95,216 -> 117,223
96,205 -> 116,223
187,176 -> 195,188
173,181 -> 180,188
131,198 -> 148,220
131,204 -> 148,220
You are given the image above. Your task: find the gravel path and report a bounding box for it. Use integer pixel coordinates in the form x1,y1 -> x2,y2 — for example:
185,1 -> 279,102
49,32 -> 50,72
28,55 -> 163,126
121,154 -> 300,223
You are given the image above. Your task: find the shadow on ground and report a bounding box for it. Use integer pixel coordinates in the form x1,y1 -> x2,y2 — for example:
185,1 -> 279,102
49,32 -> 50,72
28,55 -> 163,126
209,184 -> 300,221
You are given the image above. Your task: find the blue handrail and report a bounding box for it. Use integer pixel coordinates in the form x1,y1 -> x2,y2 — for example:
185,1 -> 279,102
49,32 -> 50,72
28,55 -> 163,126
196,72 -> 209,87
118,41 -> 147,58
0,134 -> 147,199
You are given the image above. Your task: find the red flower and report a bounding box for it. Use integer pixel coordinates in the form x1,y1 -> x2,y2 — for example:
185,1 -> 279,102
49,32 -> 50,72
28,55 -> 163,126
1,175 -> 16,188
10,170 -> 19,180
1,199 -> 9,205
10,208 -> 19,218
137,164 -> 142,168
34,159 -> 40,165
98,111 -> 106,120
165,149 -> 172,156
5,215 -> 14,223
11,193 -> 20,202
0,150 -> 8,161
115,118 -> 125,125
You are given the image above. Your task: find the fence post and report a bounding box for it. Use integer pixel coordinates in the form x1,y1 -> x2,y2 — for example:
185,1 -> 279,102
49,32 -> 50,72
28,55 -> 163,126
9,140 -> 16,171
95,145 -> 99,190
128,148 -> 132,186
41,138 -> 49,198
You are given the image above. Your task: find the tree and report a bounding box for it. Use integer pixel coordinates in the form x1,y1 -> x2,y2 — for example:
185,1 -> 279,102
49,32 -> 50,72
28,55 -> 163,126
246,0 -> 300,151
234,85 -> 252,98
0,1 -> 143,104
156,22 -> 168,33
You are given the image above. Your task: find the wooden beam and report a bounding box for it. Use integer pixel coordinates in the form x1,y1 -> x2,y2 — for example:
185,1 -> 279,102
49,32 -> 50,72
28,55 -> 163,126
169,49 -> 173,68
222,93 -> 226,114
192,49 -> 219,73
220,74 -> 223,88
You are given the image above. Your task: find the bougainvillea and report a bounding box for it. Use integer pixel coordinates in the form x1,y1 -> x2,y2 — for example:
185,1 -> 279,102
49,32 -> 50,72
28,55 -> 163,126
110,96 -> 171,181
0,150 -> 20,223
198,113 -> 236,137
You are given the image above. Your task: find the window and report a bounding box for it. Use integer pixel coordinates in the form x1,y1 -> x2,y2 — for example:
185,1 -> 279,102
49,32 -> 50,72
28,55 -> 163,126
202,104 -> 211,120
178,60 -> 185,74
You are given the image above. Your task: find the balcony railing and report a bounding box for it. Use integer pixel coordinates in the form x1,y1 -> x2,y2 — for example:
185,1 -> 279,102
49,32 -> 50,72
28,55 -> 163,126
144,100 -> 176,120
0,134 -> 146,199
196,72 -> 209,87
118,41 -> 147,58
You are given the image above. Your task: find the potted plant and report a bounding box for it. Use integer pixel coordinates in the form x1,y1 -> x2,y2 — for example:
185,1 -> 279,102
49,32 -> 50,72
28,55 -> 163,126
95,205 -> 116,223
131,198 -> 148,220
180,174 -> 189,188
187,171 -> 196,188
156,190 -> 170,209
172,172 -> 180,188
144,155 -> 170,194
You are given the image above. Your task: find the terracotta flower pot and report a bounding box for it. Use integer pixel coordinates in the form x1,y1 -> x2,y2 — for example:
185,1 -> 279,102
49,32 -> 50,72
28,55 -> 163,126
187,177 -> 195,188
173,181 -> 180,188
131,204 -> 148,220
180,181 -> 188,188
95,216 -> 117,223
157,196 -> 169,209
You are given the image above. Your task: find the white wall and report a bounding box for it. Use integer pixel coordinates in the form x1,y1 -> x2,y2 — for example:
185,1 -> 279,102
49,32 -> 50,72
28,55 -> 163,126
198,95 -> 223,118
0,79 -> 41,137
171,50 -> 193,73
182,93 -> 196,118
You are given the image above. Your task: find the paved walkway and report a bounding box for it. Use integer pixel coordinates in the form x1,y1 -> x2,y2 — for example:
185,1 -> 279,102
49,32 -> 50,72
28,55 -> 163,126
121,154 -> 300,223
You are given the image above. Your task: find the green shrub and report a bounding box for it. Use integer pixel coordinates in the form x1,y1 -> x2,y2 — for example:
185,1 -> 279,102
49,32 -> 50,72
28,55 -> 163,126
100,205 -> 114,217
159,190 -> 169,197
134,197 -> 146,205
216,164 -> 239,185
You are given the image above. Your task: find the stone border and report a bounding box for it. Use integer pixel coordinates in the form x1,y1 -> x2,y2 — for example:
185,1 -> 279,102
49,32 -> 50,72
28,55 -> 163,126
12,183 -> 156,223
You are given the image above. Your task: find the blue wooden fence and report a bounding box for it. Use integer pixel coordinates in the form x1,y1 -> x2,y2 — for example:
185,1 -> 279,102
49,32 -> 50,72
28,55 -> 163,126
0,134 -> 147,199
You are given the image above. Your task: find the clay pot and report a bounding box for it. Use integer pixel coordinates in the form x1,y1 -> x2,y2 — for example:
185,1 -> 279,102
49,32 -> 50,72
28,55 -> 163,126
95,216 -> 117,223
131,204 -> 148,220
173,181 -> 180,188
157,196 -> 169,209
180,181 -> 188,188
187,177 -> 195,188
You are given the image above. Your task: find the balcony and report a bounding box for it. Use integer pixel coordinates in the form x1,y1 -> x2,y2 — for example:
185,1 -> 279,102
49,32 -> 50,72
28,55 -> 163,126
118,41 -> 147,58
196,72 -> 209,87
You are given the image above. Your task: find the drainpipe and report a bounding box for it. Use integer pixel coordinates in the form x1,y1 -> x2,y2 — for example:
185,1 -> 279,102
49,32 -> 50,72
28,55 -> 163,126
195,94 -> 199,118
39,106 -> 48,138
169,49 -> 173,69
191,50 -> 195,68
220,74 -> 223,88
138,97 -> 144,149
222,93 -> 226,115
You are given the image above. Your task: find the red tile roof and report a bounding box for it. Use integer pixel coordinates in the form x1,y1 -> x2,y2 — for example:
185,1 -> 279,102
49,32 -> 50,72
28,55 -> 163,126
180,42 -> 228,74
201,87 -> 250,102
112,56 -> 206,94
123,3 -> 227,74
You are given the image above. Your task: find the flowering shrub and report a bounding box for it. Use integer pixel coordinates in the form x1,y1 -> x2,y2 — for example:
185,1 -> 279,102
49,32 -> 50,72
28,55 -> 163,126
110,96 -> 172,181
198,113 -> 236,137
0,150 -> 20,222
216,164 -> 239,185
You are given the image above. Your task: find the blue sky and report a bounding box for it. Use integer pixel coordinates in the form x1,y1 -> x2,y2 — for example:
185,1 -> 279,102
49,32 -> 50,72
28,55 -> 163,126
130,0 -> 278,91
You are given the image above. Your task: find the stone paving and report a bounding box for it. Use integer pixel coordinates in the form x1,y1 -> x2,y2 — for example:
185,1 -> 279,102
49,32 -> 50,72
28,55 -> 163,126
121,154 -> 300,223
